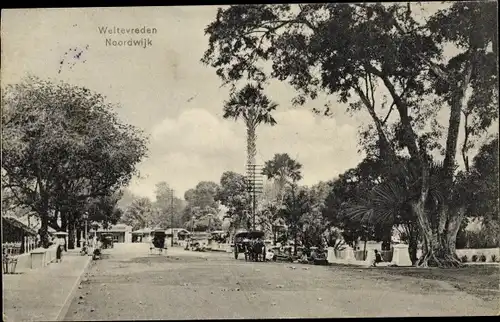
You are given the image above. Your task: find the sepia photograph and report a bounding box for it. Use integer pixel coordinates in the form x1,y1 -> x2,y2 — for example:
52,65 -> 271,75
1,2 -> 499,320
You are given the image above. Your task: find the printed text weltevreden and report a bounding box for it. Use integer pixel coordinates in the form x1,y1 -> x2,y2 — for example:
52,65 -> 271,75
99,26 -> 157,48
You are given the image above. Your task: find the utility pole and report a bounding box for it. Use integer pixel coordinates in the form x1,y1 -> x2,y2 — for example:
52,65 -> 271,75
170,188 -> 174,247
246,164 -> 263,231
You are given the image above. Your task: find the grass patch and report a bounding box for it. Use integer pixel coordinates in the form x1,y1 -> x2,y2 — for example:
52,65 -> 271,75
373,265 -> 499,302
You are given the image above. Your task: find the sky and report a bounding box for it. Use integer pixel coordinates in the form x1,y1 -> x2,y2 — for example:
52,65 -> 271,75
1,4 -> 495,201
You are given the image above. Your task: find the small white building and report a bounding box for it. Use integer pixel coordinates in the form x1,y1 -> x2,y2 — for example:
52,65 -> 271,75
165,228 -> 191,245
90,224 -> 133,243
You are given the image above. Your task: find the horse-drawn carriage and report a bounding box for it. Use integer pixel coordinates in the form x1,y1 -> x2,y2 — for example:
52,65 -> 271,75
233,230 -> 266,262
150,229 -> 167,255
100,233 -> 114,249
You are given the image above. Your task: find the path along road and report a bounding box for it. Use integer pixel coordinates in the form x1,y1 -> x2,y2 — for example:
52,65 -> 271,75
64,243 -> 498,320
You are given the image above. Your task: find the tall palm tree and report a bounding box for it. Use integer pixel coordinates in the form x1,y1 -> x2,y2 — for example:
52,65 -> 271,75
223,84 -> 278,166
122,197 -> 153,230
262,153 -> 303,202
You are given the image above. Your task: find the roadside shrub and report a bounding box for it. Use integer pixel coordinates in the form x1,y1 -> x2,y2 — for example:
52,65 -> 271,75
479,254 -> 487,262
491,254 -> 498,262
471,254 -> 478,262
460,255 -> 468,263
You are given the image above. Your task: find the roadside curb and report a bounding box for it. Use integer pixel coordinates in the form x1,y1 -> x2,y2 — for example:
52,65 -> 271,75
55,255 -> 93,321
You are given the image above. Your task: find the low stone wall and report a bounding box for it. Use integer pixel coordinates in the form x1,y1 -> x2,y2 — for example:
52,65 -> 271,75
11,245 -> 58,273
208,242 -> 232,253
415,248 -> 500,262
328,244 -> 412,267
456,248 -> 499,262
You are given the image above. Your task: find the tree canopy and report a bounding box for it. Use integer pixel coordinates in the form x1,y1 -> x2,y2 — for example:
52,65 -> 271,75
202,2 -> 498,267
1,76 -> 148,246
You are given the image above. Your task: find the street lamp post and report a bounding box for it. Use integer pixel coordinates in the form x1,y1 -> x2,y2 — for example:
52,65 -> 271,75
82,213 -> 89,245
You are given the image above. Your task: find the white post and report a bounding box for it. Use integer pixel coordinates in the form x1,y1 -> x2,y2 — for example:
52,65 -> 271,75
364,248 -> 376,266
344,246 -> 355,263
85,220 -> 88,244
390,244 -> 412,267
327,247 -> 335,264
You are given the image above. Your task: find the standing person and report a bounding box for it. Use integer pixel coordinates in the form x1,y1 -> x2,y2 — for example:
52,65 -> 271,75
56,239 -> 63,263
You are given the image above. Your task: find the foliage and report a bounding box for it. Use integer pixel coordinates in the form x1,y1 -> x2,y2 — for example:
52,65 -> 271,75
223,84 -> 278,165
120,197 -> 154,231
184,214 -> 222,232
1,76 -> 148,247
278,184 -> 312,254
471,254 -> 478,262
202,2 -> 498,267
464,137 -> 499,218
223,84 -> 278,127
262,153 -> 303,185
85,191 -> 123,230
215,171 -> 252,230
479,254 -> 487,262
154,181 -> 185,228
322,159 -> 386,246
182,181 -> 220,231
460,255 -> 468,263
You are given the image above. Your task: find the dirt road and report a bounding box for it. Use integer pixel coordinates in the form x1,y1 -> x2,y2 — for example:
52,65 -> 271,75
64,244 -> 498,320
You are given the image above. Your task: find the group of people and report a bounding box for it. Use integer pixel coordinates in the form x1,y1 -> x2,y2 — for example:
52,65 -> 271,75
298,247 -> 327,264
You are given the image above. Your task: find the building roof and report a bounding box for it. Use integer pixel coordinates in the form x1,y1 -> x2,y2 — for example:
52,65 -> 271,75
2,216 -> 38,235
11,214 -> 57,234
91,224 -> 132,233
165,228 -> 190,235
132,227 -> 153,234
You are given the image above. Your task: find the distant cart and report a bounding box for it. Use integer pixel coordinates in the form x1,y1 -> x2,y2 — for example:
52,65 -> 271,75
232,230 -> 266,262
100,233 -> 114,249
150,229 -> 166,255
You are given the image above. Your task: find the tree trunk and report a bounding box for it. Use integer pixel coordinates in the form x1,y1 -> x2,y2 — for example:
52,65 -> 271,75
406,222 -> 419,265
293,228 -> 298,256
246,124 -> 257,166
446,207 -> 465,258
61,210 -> 68,251
76,226 -> 82,248
414,202 -> 463,268
363,239 -> 367,261
40,210 -> 50,249
68,219 -> 76,250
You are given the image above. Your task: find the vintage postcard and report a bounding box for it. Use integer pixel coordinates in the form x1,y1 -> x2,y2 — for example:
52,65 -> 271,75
1,3 -> 498,320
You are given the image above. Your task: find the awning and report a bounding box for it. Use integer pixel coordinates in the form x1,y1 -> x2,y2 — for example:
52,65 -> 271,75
2,216 -> 37,235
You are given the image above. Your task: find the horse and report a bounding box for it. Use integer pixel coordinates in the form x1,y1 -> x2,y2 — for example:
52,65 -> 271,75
245,239 -> 266,262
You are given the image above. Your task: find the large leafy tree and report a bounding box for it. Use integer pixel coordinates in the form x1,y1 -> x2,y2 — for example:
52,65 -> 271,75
223,84 -> 278,166
120,197 -> 154,231
459,136 -> 499,247
182,181 -> 220,230
202,3 -> 498,267
154,182 -> 185,228
299,182 -> 331,249
322,164 -> 382,248
261,153 -> 303,234
2,76 -> 148,247
215,171 -> 252,232
279,184 -> 312,255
